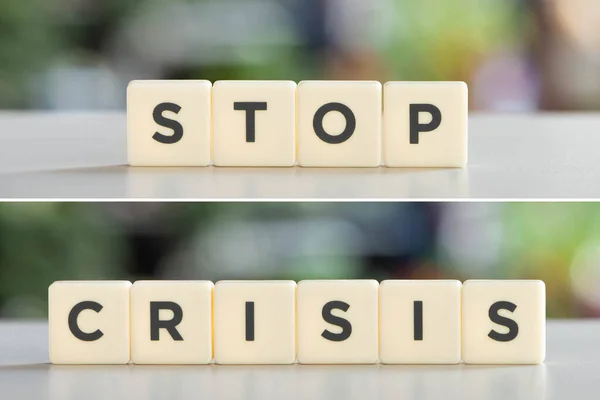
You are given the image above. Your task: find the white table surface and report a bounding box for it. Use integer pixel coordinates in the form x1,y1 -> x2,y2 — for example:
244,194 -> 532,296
0,112 -> 599,199
0,320 -> 596,399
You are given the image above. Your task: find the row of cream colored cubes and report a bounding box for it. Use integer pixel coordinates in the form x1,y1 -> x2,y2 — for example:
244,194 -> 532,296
127,80 -> 468,167
49,279 -> 545,365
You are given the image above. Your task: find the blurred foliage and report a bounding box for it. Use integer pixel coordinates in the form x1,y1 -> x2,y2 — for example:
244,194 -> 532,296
384,0 -> 529,81
0,0 -> 58,107
0,203 -> 599,319
0,204 -> 125,317
501,203 -> 600,318
1,0 -> 599,109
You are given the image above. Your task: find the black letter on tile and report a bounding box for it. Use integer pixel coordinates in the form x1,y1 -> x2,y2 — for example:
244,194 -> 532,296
488,301 -> 519,342
321,300 -> 352,341
313,102 -> 356,144
152,102 -> 183,144
150,301 -> 184,341
409,104 -> 441,144
234,102 -> 267,142
245,301 -> 255,341
68,301 -> 104,341
414,300 -> 423,341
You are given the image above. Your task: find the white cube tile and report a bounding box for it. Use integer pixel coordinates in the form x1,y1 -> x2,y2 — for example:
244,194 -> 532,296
49,281 -> 131,364
462,280 -> 546,364
127,80 -> 211,166
379,280 -> 461,364
130,281 -> 213,364
212,81 -> 296,167
296,280 -> 378,364
297,81 -> 382,167
214,280 -> 296,364
383,81 -> 468,167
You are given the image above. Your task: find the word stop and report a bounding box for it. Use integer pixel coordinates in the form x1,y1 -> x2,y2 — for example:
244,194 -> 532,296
127,80 -> 468,168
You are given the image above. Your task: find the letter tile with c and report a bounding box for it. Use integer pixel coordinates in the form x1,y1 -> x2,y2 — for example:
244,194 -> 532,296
48,281 -> 132,364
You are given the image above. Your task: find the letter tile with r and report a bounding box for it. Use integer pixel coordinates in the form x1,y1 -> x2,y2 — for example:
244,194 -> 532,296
130,281 -> 213,364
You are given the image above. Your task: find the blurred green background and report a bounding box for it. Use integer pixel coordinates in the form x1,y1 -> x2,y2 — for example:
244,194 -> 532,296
1,1 -> 599,320
1,0 -> 599,110
0,202 -> 599,319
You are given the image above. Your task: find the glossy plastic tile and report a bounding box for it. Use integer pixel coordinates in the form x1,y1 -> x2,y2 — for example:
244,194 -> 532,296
296,280 -> 378,364
212,81 -> 296,167
127,80 -> 211,166
379,280 -> 461,364
383,81 -> 467,167
130,281 -> 213,364
49,281 -> 131,364
462,280 -> 545,364
297,81 -> 382,167
213,280 -> 296,364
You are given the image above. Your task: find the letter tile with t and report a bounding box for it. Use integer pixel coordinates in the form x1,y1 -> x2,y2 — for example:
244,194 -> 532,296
130,281 -> 213,364
296,280 -> 379,364
461,280 -> 546,364
212,81 -> 297,166
213,281 -> 296,364
48,281 -> 132,364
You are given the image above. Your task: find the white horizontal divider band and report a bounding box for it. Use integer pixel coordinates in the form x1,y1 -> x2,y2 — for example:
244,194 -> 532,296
48,279 -> 545,365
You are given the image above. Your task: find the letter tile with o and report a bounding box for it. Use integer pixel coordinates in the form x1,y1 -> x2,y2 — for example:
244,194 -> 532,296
297,81 -> 382,167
